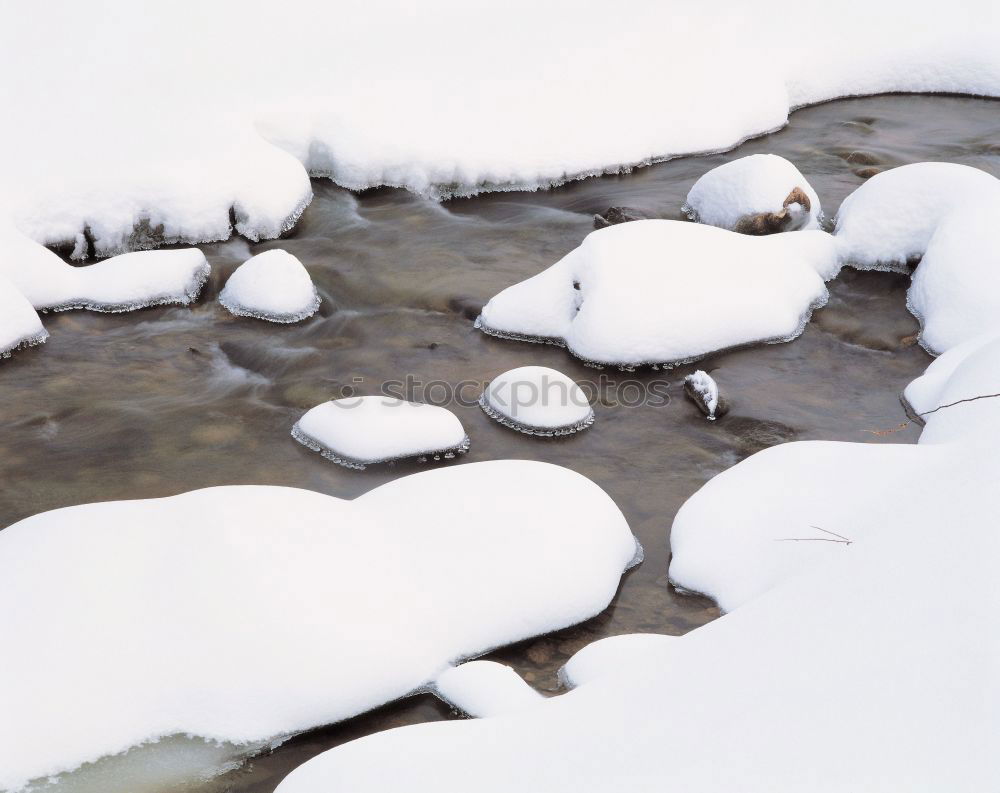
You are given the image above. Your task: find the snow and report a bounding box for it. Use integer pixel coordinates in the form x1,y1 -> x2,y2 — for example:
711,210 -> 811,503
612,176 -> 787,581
477,220 -> 838,367
906,195 -> 1000,354
834,163 -> 1000,271
272,348 -> 1000,793
219,249 -> 320,323
3,1 -> 1000,263
291,396 -> 469,469
904,330 -> 1000,444
0,274 -> 47,358
683,370 -> 721,420
682,155 -> 821,233
480,366 -> 594,436
432,662 -> 543,718
0,460 -> 641,791
559,634 -> 675,689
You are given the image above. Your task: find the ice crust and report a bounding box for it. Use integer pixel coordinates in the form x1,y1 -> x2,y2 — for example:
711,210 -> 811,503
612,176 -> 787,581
291,396 -> 470,469
3,1 -> 1000,263
219,249 -> 321,323
477,220 -> 838,367
480,366 -> 594,436
273,343 -> 1000,793
0,461 -> 640,791
683,154 -> 821,233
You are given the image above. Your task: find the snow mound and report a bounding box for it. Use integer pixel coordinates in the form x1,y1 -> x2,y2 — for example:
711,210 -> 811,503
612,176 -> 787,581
219,249 -> 320,323
292,396 -> 469,469
904,330 -> 1000,445
683,155 -> 821,234
834,163 -> 1000,271
272,348 -> 1000,793
432,662 -> 542,718
906,195 -> 1000,354
476,220 -> 837,367
480,366 -> 594,436
559,633 -> 675,689
0,460 -> 640,791
0,275 -> 47,358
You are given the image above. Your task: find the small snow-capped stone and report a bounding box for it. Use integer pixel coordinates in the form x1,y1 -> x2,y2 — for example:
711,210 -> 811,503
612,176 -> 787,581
835,162 -> 1000,272
480,366 -> 594,436
683,155 -> 821,234
219,249 -> 320,323
292,396 -> 469,469
0,275 -> 47,358
684,370 -> 726,420
433,661 -> 543,718
560,633 -> 676,689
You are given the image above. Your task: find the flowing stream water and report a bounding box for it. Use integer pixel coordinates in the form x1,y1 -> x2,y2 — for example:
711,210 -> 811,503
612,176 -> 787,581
2,93 -> 998,793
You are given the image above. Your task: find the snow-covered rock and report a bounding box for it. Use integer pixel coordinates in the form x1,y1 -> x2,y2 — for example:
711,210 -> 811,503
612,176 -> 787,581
834,162 -> 1000,271
906,195 -> 1000,354
904,330 -> 1000,445
0,460 -> 641,791
683,155 -> 821,234
559,633 -> 675,689
432,662 -> 543,718
0,275 -> 47,358
219,249 -> 320,323
477,220 -> 838,367
272,348 -> 1000,793
292,396 -> 469,469
683,370 -> 726,420
480,366 -> 594,436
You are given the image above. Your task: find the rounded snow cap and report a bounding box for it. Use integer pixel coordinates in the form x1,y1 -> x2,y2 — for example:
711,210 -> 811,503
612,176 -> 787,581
480,366 -> 594,436
292,396 -> 470,469
683,154 -> 821,234
219,249 -> 320,323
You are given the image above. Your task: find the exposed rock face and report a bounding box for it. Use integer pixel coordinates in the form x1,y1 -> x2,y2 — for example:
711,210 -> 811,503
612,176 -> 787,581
733,187 -> 812,235
593,206 -> 646,229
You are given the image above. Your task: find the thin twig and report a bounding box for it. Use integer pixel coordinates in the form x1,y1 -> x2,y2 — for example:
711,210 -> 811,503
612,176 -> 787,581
918,392 -> 1000,417
809,525 -> 852,543
775,525 -> 852,545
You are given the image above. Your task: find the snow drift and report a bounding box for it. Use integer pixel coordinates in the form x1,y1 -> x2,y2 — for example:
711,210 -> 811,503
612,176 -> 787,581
0,461 -> 640,791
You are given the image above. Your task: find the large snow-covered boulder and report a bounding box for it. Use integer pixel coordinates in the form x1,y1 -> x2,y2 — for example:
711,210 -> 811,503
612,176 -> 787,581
292,396 -> 469,469
219,249 -> 321,323
834,162 -> 1000,271
683,154 -> 821,234
0,274 -> 47,357
0,461 -> 641,791
480,366 -> 594,436
272,351 -> 1000,793
477,220 -> 838,367
906,195 -> 1000,354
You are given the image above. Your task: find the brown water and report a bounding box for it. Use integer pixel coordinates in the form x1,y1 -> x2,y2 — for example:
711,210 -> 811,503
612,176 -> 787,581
2,94 -> 998,792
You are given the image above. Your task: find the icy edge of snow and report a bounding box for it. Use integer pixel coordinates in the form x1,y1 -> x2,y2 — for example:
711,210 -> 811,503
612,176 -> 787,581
290,422 -> 471,470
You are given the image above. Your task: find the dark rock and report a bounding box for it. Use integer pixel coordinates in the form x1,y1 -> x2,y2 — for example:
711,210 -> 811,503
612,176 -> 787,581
733,186 -> 812,235
593,206 -> 646,229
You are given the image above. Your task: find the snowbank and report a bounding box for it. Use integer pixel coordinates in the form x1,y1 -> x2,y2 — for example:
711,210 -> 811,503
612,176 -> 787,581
272,350 -> 1000,793
480,366 -> 594,436
834,163 -> 1000,271
432,662 -> 543,718
0,275 -> 47,358
906,195 -> 1000,354
219,249 -> 320,323
292,396 -> 469,469
683,155 -> 821,234
559,634 -> 675,689
3,1 -> 1000,264
477,220 -> 837,367
0,460 -> 640,791
904,330 -> 1000,444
